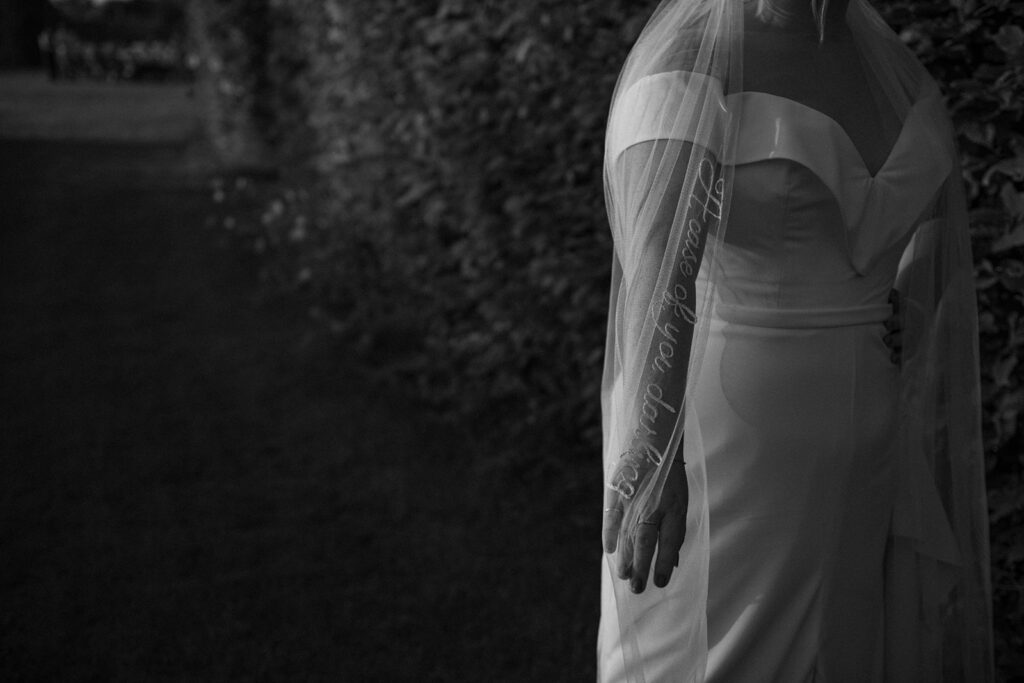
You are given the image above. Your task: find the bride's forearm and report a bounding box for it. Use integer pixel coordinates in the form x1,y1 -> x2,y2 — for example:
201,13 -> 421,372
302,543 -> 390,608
617,152 -> 722,480
625,276 -> 699,466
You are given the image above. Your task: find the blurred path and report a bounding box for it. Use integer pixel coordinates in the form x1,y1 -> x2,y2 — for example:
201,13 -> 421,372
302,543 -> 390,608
0,70 -> 200,142
0,71 -> 597,681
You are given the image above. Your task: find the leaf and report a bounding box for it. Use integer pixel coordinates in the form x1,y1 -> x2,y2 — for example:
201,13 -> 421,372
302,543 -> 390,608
989,479 -> 1024,523
993,25 -> 1024,56
396,180 -> 434,207
1000,183 -> 1024,218
962,121 -> 995,147
514,37 -> 534,63
992,225 -> 1024,253
984,157 -> 1024,184
992,354 -> 1019,388
997,258 -> 1024,292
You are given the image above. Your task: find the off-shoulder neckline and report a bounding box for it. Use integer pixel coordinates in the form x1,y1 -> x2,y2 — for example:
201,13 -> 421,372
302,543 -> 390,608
728,88 -> 938,180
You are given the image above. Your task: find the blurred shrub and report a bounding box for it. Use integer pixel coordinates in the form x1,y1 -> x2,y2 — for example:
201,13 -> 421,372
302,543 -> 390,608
43,31 -> 191,81
194,0 -> 639,448
192,0 -> 1022,669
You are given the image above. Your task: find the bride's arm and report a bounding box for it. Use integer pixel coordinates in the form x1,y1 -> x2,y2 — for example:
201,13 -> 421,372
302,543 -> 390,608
603,138 -> 722,593
890,215 -> 945,364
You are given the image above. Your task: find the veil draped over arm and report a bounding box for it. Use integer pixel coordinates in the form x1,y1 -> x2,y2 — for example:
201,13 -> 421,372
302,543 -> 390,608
599,1 -> 993,680
601,1 -> 742,678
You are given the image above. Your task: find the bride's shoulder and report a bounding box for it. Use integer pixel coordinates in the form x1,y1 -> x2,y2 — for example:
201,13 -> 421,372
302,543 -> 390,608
642,27 -> 709,74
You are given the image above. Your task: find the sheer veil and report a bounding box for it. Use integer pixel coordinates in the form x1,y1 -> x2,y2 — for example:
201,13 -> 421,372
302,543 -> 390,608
599,0 -> 993,680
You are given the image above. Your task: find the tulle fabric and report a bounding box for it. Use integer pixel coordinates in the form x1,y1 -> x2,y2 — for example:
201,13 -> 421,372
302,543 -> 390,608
598,1 -> 992,680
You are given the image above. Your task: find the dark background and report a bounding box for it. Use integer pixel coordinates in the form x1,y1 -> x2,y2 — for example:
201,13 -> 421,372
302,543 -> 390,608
1,0 -> 1021,680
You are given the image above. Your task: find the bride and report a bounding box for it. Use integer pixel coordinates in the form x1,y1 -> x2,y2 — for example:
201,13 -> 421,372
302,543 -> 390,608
597,0 -> 993,680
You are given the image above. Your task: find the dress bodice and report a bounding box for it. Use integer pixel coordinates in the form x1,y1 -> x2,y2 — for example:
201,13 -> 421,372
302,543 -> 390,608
606,71 -> 954,325
710,88 -> 953,325
718,160 -> 892,316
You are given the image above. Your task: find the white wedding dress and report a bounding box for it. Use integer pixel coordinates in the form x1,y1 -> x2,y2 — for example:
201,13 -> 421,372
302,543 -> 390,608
597,75 -> 960,681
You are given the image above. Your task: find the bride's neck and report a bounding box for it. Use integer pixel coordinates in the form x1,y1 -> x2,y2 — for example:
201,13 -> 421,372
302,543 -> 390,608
749,0 -> 852,42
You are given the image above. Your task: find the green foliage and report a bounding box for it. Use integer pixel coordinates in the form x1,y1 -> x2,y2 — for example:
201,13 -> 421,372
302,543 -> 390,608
192,0 -> 1022,671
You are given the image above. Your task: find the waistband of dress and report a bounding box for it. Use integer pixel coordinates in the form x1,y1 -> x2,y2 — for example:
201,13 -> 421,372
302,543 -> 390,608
715,302 -> 892,328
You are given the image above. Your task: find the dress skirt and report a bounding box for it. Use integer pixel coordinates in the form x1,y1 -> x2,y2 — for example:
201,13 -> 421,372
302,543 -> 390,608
599,306 -> 900,682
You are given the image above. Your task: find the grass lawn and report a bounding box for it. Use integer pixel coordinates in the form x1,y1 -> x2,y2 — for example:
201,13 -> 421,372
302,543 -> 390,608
0,71 -> 602,682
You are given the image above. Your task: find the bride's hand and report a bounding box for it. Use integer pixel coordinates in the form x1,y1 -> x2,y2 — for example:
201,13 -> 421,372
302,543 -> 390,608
884,289 -> 903,365
603,450 -> 689,594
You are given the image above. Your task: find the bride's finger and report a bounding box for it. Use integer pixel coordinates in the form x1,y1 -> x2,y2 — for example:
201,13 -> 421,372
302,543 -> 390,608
616,532 -> 634,581
888,288 -> 901,312
631,511 -> 663,593
883,330 -> 901,347
603,488 -> 624,554
653,512 -> 685,588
